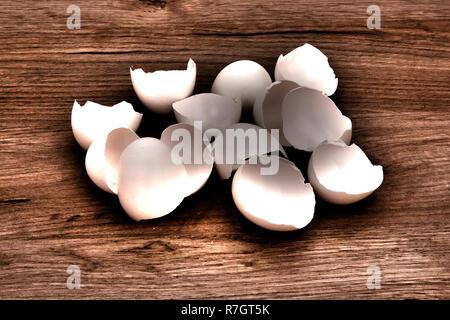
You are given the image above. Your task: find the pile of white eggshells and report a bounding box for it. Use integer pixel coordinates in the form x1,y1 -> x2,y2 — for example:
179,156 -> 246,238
72,43 -> 383,231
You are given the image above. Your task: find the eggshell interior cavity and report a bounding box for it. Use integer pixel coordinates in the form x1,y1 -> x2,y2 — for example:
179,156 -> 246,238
232,156 -> 315,231
71,100 -> 142,150
308,140 -> 383,204
161,123 -> 214,196
213,123 -> 287,180
253,80 -> 300,146
85,128 -> 139,194
117,137 -> 188,221
211,60 -> 272,112
85,135 -> 110,193
173,93 -> 242,131
130,59 -> 196,114
282,87 -> 352,152
275,43 -> 338,96
104,128 -> 139,194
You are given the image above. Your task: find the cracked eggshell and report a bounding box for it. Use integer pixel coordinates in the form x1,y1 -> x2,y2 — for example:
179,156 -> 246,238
71,100 -> 142,150
232,156 -> 315,231
308,140 -> 383,204
282,87 -> 352,152
85,128 -> 139,194
213,123 -> 287,180
85,135 -> 109,193
160,123 -> 214,196
172,93 -> 241,131
117,137 -> 188,221
104,128 -> 140,194
130,59 -> 196,114
253,80 -> 300,146
211,60 -> 272,112
275,43 -> 338,96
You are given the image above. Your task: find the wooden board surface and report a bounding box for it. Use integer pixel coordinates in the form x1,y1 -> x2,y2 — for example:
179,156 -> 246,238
0,0 -> 449,299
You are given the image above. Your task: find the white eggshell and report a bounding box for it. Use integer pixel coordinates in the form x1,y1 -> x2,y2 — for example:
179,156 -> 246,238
275,43 -> 338,96
85,135 -> 110,193
253,80 -> 300,146
85,128 -> 139,194
172,93 -> 242,131
130,59 -> 196,114
117,137 -> 188,221
71,100 -> 142,150
160,123 -> 214,196
308,140 -> 383,204
211,60 -> 272,112
282,87 -> 352,152
232,156 -> 315,231
213,123 -> 287,180
104,128 -> 140,194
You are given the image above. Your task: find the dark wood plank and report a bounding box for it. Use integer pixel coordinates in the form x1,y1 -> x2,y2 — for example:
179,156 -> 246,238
0,0 -> 449,299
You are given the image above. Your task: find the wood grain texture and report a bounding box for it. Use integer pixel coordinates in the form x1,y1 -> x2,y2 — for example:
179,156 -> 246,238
0,0 -> 449,299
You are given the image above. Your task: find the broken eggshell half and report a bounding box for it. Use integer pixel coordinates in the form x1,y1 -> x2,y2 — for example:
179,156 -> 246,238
117,137 -> 189,221
232,155 -> 315,231
212,123 -> 287,180
172,93 -> 242,131
275,43 -> 338,96
308,140 -> 383,205
211,60 -> 272,112
253,80 -> 300,146
282,87 -> 352,152
71,100 -> 142,150
130,59 -> 196,114
160,123 -> 214,196
85,128 -> 139,194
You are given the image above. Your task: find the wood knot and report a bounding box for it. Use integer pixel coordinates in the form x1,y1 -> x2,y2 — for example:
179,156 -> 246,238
139,0 -> 167,9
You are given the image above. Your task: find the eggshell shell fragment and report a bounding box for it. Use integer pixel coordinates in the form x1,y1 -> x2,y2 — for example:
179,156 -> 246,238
85,135 -> 110,193
232,156 -> 315,231
104,128 -> 140,194
85,128 -> 139,194
161,123 -> 214,196
173,93 -> 242,131
211,60 -> 272,112
130,59 -> 196,114
213,123 -> 287,180
275,43 -> 338,96
308,140 -> 383,204
282,87 -> 352,152
253,80 -> 300,146
117,138 -> 188,221
71,100 -> 142,150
